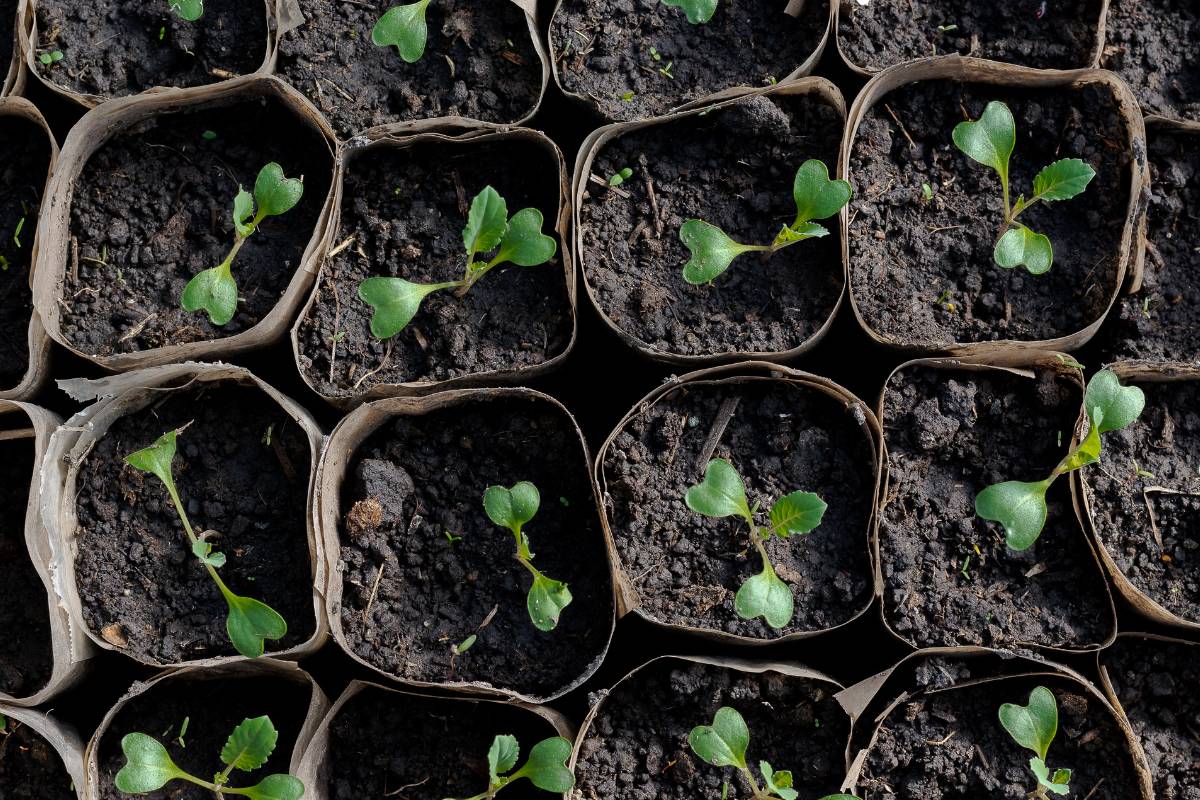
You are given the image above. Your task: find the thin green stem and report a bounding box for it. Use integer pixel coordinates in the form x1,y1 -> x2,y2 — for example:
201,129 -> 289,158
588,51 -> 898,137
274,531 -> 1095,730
163,476 -> 237,603
738,764 -> 768,800
1000,167 -> 1012,226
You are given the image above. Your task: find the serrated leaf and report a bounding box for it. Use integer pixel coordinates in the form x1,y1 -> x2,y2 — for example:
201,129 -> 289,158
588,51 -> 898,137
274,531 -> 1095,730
792,159 -> 852,224
357,276 -> 451,339
685,458 -> 751,520
483,482 -> 541,531
114,734 -> 185,794
995,226 -> 1054,275
169,0 -> 203,21
192,539 -> 227,569
463,186 -> 508,256
488,735 -> 519,784
371,0 -> 431,63
952,100 -> 1015,179
225,592 -> 287,658
521,737 -> 575,793
1030,758 -> 1071,795
660,0 -> 718,23
492,208 -> 556,267
975,479 -> 1051,551
760,762 -> 798,800
221,716 -> 278,772
254,163 -> 304,218
1084,369 -> 1145,434
999,686 -> 1059,761
735,560 -> 793,629
768,491 -> 826,538
1033,158 -> 1096,202
772,221 -> 828,249
527,574 -> 572,632
233,186 -> 255,237
689,707 -> 749,769
239,774 -> 305,800
125,430 -> 178,488
680,220 -> 755,285
181,264 -> 239,326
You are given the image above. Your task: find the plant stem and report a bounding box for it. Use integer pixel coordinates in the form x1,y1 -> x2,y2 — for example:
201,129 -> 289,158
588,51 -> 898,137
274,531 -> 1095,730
163,477 -> 239,604
738,765 -> 768,800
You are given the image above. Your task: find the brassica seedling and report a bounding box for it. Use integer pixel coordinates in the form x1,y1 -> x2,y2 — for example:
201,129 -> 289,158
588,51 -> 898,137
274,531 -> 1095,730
482,481 -> 572,632
125,428 -> 288,658
608,168 -> 633,187
680,159 -> 851,285
38,50 -> 63,66
181,162 -> 303,327
373,0 -> 432,63
685,458 -> 826,629
953,100 -> 1095,274
444,734 -> 574,800
662,0 -> 718,24
976,368 -> 1144,551
116,716 -> 304,800
358,186 -> 556,338
169,0 -> 203,21
999,687 -> 1072,798
690,707 -> 860,800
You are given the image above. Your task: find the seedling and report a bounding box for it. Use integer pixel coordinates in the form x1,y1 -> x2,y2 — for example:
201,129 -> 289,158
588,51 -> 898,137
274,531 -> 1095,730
115,716 -> 303,800
608,168 -> 633,187
976,369 -> 1144,550
685,459 -> 826,629
999,687 -> 1072,798
690,707 -> 860,800
445,734 -> 575,800
373,0 -> 432,63
169,0 -> 204,21
125,428 -> 288,658
181,163 -> 303,326
358,186 -> 556,338
921,182 -> 934,201
38,50 -> 64,66
662,0 -> 718,24
483,482 -> 572,631
953,100 -> 1095,274
680,159 -> 851,285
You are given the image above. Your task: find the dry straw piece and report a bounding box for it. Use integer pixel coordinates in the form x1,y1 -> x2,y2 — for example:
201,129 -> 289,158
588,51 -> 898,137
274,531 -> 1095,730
2,0 -> 26,97
1126,118 -> 1200,296
0,703 -> 87,796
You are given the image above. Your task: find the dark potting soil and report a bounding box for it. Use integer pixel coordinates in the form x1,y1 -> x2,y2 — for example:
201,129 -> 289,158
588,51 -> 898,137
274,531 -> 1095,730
1102,637 -> 1200,800
276,0 -> 542,140
72,383 -> 316,664
581,93 -> 843,358
1102,0 -> 1200,121
59,96 -> 331,357
880,364 -> 1113,649
33,0 -> 267,99
295,138 -> 570,396
326,687 -> 560,800
849,81 -> 1132,347
575,659 -> 849,800
601,379 -> 874,638
838,0 -> 1104,72
0,115 -> 50,389
0,720 -> 75,800
550,0 -> 829,122
1082,379 -> 1200,623
858,676 -> 1143,799
93,672 -> 312,800
337,396 -> 612,699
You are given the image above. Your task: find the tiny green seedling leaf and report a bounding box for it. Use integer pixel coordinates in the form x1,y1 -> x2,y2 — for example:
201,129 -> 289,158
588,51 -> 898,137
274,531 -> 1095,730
445,735 -> 574,799
608,167 -> 633,187
689,707 -> 749,769
1032,158 -> 1096,202
115,734 -> 185,793
192,539 -> 227,569
681,220 -> 755,286
464,186 -> 509,258
1084,369 -> 1145,435
492,208 -> 557,268
994,226 -> 1053,275
169,0 -> 203,21
358,276 -> 453,339
735,563 -> 793,630
483,482 -> 541,532
1000,687 -> 1071,797
254,163 -> 304,218
792,159 -> 853,226
239,774 -> 306,800
125,430 -> 178,487
768,491 -> 827,537
1030,759 -> 1072,796
372,0 -> 432,63
527,575 -> 573,632
233,187 -> 256,237
489,735 -> 520,784
226,593 -> 288,659
661,0 -> 718,23
975,479 -> 1050,552
685,458 -> 752,521
759,763 -> 798,800
221,716 -> 278,772
952,100 -> 1015,179
180,264 -> 239,326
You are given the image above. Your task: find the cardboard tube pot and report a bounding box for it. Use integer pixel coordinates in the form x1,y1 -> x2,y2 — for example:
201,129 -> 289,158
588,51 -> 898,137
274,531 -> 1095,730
1,0 -> 24,97
316,387 -> 615,703
873,352 -> 1117,652
842,57 -> 1147,353
31,75 -> 337,372
83,659 -> 328,800
573,79 -> 848,366
0,703 -> 86,799
595,361 -> 880,645
1100,0 -> 1200,126
39,362 -> 328,668
294,680 -> 572,800
291,125 -> 575,407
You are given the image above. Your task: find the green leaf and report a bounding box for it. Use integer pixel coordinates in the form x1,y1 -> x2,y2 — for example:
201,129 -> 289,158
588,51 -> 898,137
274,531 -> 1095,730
660,0 -> 718,23
1059,408 -> 1102,473
735,561 -> 793,629
772,221 -> 829,249
169,0 -> 204,21
371,0 -> 431,63
999,686 -> 1059,761
483,482 -> 541,532
125,430 -> 178,488
520,737 -> 575,793
1032,158 -> 1096,202
357,276 -> 450,339
994,226 -> 1054,275
792,159 -> 852,224
952,100 -> 1015,180
225,593 -> 287,658
239,774 -> 306,800
488,735 -> 520,784
221,717 -> 278,772
685,458 -> 752,521
463,186 -> 508,256
680,220 -> 755,285
253,163 -> 304,218
527,574 -> 572,632
1084,369 -> 1145,434
192,539 -> 227,569
768,491 -> 827,538
760,762 -> 798,800
1031,758 -> 1071,795
975,479 -> 1051,551
114,734 -> 185,794
181,265 -> 239,326
492,208 -> 557,267
689,707 -> 749,769
233,187 -> 255,237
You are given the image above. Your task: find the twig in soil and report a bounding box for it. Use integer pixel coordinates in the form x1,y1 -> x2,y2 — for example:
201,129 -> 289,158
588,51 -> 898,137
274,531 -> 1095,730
117,313 -> 157,343
383,776 -> 429,797
923,730 -> 956,746
70,235 -> 79,282
363,562 -> 386,625
973,744 -> 991,772
1082,779 -> 1105,800
321,78 -> 354,102
638,154 -> 663,237
328,236 -> 355,258
883,103 -> 916,149
452,170 -> 469,216
695,396 -> 740,474
353,340 -> 393,390
587,173 -> 631,200
626,219 -> 649,247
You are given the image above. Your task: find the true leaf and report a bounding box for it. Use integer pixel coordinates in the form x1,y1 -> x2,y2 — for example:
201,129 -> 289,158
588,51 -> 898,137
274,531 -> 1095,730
772,221 -> 829,249
371,0 -> 432,63
239,774 -> 306,800
660,0 -> 718,23
181,265 -> 239,326
735,561 -> 793,629
520,737 -> 575,793
463,186 -> 508,256
689,707 -> 749,769
685,458 -> 751,520
1031,758 -> 1071,796
1059,408 -> 1102,473
768,491 -> 827,538
488,735 -> 520,784
975,479 -> 1051,551
221,716 -> 278,772
169,0 -> 204,22
791,159 -> 852,224
680,220 -> 755,285
1033,158 -> 1096,202
253,163 -> 304,218
192,539 -> 227,569
233,187 -> 256,237
492,208 -> 557,267
527,574 -> 572,632
1084,369 -> 1145,434
483,482 -> 541,532
225,593 -> 287,658
125,430 -> 178,488
760,762 -> 798,800
994,226 -> 1054,275
999,686 -> 1059,761
952,100 -> 1015,179
358,276 -> 449,339
114,734 -> 185,794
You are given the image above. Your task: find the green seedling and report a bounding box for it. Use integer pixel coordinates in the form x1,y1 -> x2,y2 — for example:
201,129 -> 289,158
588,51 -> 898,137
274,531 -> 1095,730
690,707 -> 860,800
483,481 -> 572,632
373,0 -> 432,63
115,716 -> 303,800
999,687 -> 1072,798
685,458 -> 826,629
953,100 -> 1095,274
358,186 -> 556,338
922,182 -> 934,201
169,0 -> 204,21
125,428 -> 288,658
976,369 -> 1144,551
181,162 -> 303,326
445,735 -> 574,800
38,50 -> 64,66
662,0 -> 718,24
680,159 -> 851,285
608,168 -> 634,187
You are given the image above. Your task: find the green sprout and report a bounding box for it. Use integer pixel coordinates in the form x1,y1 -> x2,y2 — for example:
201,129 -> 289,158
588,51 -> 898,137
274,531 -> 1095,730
181,163 -> 304,327
685,459 -> 826,629
115,716 -> 303,800
662,0 -> 718,24
372,0 -> 432,63
482,482 -> 572,632
38,50 -> 64,66
689,707 -> 860,800
999,687 -> 1072,798
169,0 -> 204,21
953,100 -> 1095,274
358,186 -> 556,338
680,160 -> 850,285
124,429 -> 288,658
445,735 -> 575,800
608,168 -> 634,187
976,369 -> 1144,551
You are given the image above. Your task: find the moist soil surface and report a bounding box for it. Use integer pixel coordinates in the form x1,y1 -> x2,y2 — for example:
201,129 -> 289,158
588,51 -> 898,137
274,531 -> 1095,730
0,719 -> 75,800
880,364 -> 1114,649
575,659 -> 849,800
601,379 -> 875,638
0,115 -> 51,389
1101,0 -> 1199,121
326,687 -> 560,800
59,96 -> 331,357
849,81 -> 1132,347
33,0 -> 267,99
551,0 -> 829,122
336,395 -> 612,699
295,138 -> 570,396
92,672 -> 312,800
582,93 -> 843,358
1102,637 -> 1200,800
1082,379 -> 1200,623
72,383 -> 316,664
276,0 -> 542,140
838,0 -> 1104,72
858,676 -> 1143,799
